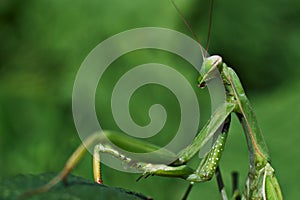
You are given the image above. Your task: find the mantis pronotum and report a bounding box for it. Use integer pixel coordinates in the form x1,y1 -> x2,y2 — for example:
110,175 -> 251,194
23,1 -> 283,199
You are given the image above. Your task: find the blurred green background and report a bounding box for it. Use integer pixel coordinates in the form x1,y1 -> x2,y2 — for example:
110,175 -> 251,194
1,0 -> 300,199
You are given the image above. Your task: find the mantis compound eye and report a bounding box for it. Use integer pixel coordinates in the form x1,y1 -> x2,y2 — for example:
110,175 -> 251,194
198,82 -> 206,89
197,74 -> 206,89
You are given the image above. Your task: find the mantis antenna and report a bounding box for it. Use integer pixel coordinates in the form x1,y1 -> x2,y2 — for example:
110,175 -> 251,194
171,0 -> 214,58
206,0 -> 214,52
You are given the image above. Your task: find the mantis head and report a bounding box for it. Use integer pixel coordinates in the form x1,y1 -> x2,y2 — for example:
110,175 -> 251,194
198,55 -> 223,88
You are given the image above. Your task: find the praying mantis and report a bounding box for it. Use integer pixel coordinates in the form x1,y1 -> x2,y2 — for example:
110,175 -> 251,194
23,1 -> 283,200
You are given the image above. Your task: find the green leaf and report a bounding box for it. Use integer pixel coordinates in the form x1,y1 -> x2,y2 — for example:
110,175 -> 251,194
0,173 -> 150,200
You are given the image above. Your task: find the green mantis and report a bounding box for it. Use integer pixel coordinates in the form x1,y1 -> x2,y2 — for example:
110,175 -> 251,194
196,56 -> 283,199
24,55 -> 283,199
22,3 -> 283,200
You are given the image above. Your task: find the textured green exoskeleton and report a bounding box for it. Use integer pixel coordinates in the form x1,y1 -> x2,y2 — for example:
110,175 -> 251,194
198,56 -> 283,199
23,55 -> 283,200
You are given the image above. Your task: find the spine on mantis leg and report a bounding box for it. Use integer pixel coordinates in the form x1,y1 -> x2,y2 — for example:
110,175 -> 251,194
187,116 -> 231,182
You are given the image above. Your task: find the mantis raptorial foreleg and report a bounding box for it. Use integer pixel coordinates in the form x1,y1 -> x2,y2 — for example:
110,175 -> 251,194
185,116 -> 231,182
174,102 -> 235,165
98,111 -> 232,182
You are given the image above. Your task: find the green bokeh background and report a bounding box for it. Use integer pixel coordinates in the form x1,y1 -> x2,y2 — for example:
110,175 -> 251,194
1,0 -> 299,199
